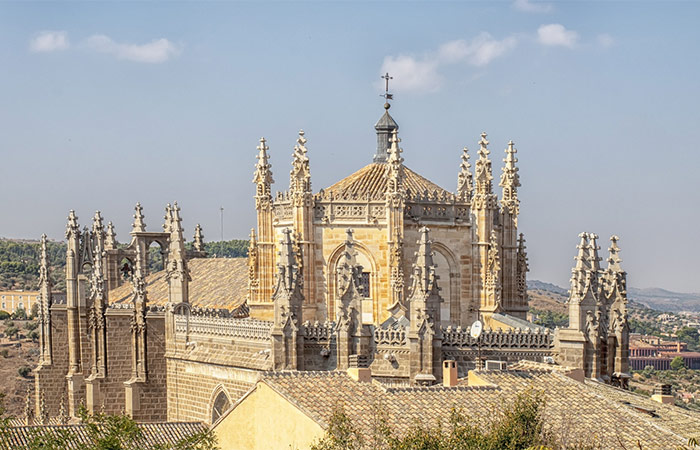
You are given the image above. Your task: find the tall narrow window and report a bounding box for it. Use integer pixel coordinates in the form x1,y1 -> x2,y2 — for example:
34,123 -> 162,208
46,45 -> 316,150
360,272 -> 371,298
212,391 -> 231,424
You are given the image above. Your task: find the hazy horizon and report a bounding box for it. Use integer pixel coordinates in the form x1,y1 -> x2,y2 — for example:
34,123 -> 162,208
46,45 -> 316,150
1,1 -> 699,292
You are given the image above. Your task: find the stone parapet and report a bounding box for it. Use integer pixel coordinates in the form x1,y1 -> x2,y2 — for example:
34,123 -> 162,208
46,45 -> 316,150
175,315 -> 273,341
441,326 -> 553,349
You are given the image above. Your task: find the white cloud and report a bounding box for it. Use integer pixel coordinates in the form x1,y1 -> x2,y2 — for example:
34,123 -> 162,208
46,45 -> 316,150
380,55 -> 441,93
438,33 -> 518,67
86,35 -> 180,63
513,0 -> 552,13
29,31 -> 70,53
537,24 -> 579,48
381,33 -> 517,93
597,33 -> 614,48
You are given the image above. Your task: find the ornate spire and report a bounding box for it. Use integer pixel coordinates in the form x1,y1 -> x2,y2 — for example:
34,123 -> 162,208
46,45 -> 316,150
193,224 -> 205,252
485,230 -> 502,309
92,211 -> 105,247
516,233 -> 529,302
24,386 -> 33,425
336,229 -> 363,297
253,137 -> 274,208
386,129 -> 404,196
474,132 -> 494,195
163,204 -> 172,234
409,227 -> 439,298
457,146 -> 473,200
131,241 -> 148,381
131,203 -> 146,233
38,389 -> 47,425
58,398 -> 68,425
586,232 -> 602,273
65,210 -> 80,239
606,235 -> 623,273
275,228 -> 300,295
105,221 -> 117,250
38,234 -> 53,364
374,101 -> 399,163
168,202 -> 186,270
247,228 -> 259,302
569,232 -> 602,302
499,140 -> 520,216
290,130 -> 311,194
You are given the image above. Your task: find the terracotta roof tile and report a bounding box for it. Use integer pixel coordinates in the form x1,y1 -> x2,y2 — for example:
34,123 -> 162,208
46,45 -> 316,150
1,422 -> 206,449
108,258 -> 247,311
323,163 -> 451,200
258,367 -> 700,449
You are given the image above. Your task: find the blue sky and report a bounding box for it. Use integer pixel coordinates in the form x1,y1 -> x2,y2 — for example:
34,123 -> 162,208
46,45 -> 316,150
1,1 -> 699,292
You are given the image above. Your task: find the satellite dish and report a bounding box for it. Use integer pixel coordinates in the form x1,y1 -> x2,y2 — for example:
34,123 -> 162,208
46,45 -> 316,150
470,320 -> 483,339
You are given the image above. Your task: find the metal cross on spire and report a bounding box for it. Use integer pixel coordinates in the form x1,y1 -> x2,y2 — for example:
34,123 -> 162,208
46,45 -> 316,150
381,72 -> 394,101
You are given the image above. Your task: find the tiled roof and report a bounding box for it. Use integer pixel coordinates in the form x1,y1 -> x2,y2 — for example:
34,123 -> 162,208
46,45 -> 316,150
322,163 -> 451,200
108,258 -> 248,311
257,366 -> 700,449
1,422 -> 206,449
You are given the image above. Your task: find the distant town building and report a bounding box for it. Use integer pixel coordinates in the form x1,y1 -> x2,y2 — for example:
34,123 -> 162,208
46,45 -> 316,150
629,334 -> 700,369
0,290 -> 38,314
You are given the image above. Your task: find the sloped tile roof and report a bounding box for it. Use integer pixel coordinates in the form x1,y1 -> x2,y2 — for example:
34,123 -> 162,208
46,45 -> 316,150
108,258 -> 248,311
323,163 -> 451,200
257,366 -> 699,449
1,422 -> 206,449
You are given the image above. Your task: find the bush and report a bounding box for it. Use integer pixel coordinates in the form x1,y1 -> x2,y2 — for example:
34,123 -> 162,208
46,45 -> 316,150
5,326 -> 18,339
28,331 -> 39,342
0,311 -> 9,321
24,321 -> 38,332
18,366 -> 32,378
29,303 -> 38,320
671,356 -> 686,371
12,307 -> 27,321
0,349 -> 8,358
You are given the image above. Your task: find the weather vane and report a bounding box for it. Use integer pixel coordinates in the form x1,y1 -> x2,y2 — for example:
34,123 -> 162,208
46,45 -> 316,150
381,72 -> 393,102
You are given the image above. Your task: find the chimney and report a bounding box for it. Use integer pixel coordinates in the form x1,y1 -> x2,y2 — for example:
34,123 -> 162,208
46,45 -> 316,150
443,360 -> 458,387
677,341 -> 682,353
347,354 -> 371,383
651,383 -> 674,404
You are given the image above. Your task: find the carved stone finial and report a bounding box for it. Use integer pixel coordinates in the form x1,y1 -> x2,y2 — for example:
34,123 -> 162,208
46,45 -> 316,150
457,146 -> 473,199
58,397 -> 68,425
105,221 -> 117,249
516,233 -> 529,302
385,129 -> 405,196
132,203 -> 146,233
290,130 -> 311,194
336,229 -> 363,297
485,230 -> 502,309
499,140 -> 521,216
65,210 -> 80,239
38,389 -> 47,425
163,204 -> 173,234
193,224 -> 205,252
607,235 -> 623,273
253,137 -> 274,206
409,227 -> 439,298
474,132 -> 494,197
24,386 -> 33,425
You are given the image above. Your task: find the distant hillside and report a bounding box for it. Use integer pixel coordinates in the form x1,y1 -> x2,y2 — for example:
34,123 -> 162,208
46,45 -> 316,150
0,238 -> 248,292
529,279 -> 700,313
627,287 -> 700,313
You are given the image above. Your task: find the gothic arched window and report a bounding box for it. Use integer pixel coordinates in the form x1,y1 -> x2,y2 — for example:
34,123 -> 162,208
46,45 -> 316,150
211,391 -> 231,424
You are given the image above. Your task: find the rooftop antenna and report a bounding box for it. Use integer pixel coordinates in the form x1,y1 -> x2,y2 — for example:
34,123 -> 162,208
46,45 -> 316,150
220,206 -> 224,242
380,72 -> 393,108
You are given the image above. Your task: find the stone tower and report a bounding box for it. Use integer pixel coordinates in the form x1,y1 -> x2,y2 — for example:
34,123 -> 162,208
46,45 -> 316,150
554,233 -> 630,387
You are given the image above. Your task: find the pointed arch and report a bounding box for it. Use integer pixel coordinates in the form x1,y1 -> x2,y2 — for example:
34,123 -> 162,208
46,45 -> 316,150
430,241 -> 459,326
327,239 -> 378,324
210,384 -> 232,425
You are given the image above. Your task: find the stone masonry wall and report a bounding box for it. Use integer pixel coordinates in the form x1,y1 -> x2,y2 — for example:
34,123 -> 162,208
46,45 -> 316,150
34,307 -> 69,418
131,314 -> 168,422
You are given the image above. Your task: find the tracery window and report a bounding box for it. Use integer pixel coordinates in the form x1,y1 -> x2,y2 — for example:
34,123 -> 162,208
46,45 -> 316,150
360,272 -> 371,298
211,391 -> 231,424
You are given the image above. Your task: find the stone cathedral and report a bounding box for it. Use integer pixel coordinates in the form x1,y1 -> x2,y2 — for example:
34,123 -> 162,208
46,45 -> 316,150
28,101 -> 630,427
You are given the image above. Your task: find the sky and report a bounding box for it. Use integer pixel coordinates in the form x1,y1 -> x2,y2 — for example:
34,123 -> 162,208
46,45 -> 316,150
1,1 -> 699,292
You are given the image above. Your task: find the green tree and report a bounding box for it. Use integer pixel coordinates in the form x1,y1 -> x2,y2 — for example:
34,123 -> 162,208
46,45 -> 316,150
12,306 -> 27,320
671,356 -> 686,371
